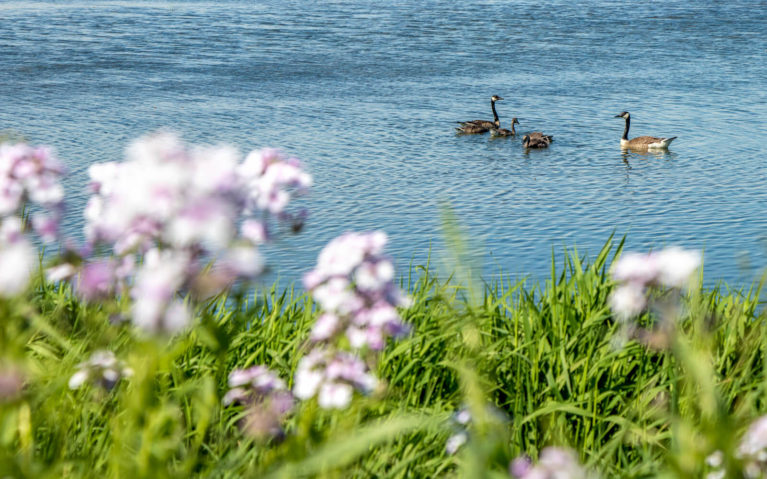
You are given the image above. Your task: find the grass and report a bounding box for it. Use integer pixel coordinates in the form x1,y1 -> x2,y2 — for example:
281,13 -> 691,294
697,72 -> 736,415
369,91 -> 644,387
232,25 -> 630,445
1,236 -> 766,478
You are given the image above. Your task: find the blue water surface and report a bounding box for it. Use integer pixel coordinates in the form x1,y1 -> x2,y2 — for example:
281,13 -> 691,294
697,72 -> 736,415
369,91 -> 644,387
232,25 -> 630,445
1,1 -> 766,288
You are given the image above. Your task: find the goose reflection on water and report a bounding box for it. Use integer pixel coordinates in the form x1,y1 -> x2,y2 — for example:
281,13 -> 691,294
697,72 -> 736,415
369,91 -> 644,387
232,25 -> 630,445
621,147 -> 674,162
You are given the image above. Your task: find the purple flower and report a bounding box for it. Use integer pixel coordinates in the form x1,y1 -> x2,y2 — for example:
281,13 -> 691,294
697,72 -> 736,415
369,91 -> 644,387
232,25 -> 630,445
130,249 -> 193,334
31,213 -> 60,243
223,365 -> 294,440
303,231 -> 411,351
77,132 -> 312,333
241,219 -> 268,244
293,349 -> 377,409
0,143 -> 65,216
510,447 -> 590,479
509,456 -> 532,477
77,260 -> 118,301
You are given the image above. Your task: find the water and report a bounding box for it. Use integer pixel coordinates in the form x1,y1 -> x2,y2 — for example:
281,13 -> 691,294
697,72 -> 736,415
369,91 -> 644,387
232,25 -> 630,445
1,1 -> 766,287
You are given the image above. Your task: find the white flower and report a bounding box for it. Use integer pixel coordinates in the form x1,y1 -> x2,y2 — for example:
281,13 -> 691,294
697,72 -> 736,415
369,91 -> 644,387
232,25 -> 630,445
445,432 -> 468,454
611,252 -> 660,285
68,370 -> 89,390
0,236 -> 35,297
655,247 -> 701,288
293,368 -> 323,400
608,284 -> 647,321
318,382 -> 353,409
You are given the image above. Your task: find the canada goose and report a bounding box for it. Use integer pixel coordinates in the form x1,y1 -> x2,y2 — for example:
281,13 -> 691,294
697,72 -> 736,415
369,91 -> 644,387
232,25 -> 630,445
528,131 -> 553,143
522,133 -> 552,149
615,111 -> 676,149
456,122 -> 490,135
490,118 -> 519,137
457,95 -> 504,132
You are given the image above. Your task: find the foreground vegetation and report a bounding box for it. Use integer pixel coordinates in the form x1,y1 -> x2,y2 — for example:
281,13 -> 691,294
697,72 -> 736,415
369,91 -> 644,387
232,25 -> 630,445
2,132 -> 766,478
1,237 -> 766,478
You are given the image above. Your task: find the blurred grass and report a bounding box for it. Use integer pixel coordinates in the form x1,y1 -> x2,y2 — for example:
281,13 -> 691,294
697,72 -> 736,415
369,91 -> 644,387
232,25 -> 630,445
1,237 -> 766,478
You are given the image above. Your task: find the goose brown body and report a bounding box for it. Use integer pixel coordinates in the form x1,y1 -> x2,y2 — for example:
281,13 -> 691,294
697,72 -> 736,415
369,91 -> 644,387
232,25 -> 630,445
522,133 -> 552,149
456,95 -> 503,134
615,111 -> 676,149
528,131 -> 553,143
490,118 -> 519,137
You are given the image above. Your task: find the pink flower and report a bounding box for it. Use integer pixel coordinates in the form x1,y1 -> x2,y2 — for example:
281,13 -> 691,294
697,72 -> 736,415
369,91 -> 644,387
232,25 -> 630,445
510,447 -> 589,479
293,349 -> 377,409
223,365 -> 294,440
76,260 -> 118,301
0,143 -> 65,212
303,231 -> 411,351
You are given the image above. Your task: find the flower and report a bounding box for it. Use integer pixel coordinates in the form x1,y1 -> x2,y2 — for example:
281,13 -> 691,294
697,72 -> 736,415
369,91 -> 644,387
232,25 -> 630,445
611,248 -> 701,290
0,227 -> 35,298
293,349 -> 377,409
737,415 -> 767,477
77,132 -> 311,333
654,247 -> 702,288
0,142 -> 65,216
224,365 -> 289,405
611,252 -> 660,286
303,231 -> 411,351
76,259 -> 119,301
608,247 -> 702,322
608,284 -> 647,321
130,248 -> 193,334
510,447 -> 590,479
222,366 -> 294,440
446,432 -> 468,455
69,350 -> 132,390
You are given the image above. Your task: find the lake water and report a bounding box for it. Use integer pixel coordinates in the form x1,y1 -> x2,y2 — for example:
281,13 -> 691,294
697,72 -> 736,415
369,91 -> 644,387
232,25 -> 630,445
1,1 -> 766,288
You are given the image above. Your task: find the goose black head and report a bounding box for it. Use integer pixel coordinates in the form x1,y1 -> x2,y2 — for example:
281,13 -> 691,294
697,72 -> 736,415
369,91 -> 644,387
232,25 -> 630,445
615,111 -> 630,119
491,95 -> 504,102
522,135 -> 530,146
511,117 -> 519,125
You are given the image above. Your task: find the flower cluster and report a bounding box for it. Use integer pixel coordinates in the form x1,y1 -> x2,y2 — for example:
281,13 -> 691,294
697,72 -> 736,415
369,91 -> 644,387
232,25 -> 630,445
293,348 -> 378,409
608,247 -> 702,321
0,143 -> 67,297
509,447 -> 592,479
84,134 -> 310,255
303,231 -> 411,350
294,232 -> 410,409
223,366 -> 294,440
63,132 -> 311,333
0,142 -> 65,233
68,350 -> 132,390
